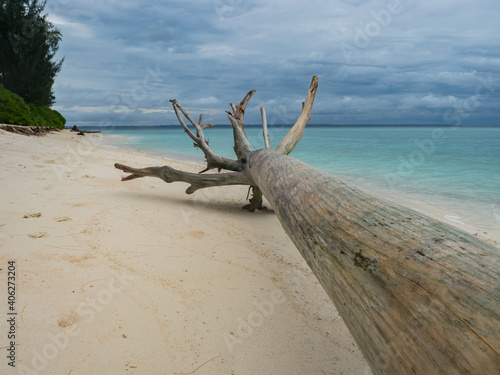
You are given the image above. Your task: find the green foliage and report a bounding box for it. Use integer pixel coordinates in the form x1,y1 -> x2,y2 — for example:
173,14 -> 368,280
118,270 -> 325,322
0,83 -> 66,128
0,0 -> 64,107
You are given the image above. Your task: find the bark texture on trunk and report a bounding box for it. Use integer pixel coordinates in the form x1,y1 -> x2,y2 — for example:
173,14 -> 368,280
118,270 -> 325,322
115,76 -> 500,374
249,148 -> 500,374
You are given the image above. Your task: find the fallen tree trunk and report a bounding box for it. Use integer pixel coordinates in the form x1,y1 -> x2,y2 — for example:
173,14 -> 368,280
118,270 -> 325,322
115,77 -> 500,374
248,149 -> 500,374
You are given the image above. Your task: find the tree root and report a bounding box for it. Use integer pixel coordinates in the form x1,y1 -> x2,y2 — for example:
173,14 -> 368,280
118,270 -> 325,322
243,186 -> 267,212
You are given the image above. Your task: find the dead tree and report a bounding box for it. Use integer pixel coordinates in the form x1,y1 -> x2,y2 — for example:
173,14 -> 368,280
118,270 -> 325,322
115,76 -> 500,374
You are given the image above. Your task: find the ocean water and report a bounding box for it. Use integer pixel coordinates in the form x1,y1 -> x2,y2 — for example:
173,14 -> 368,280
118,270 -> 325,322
102,125 -> 500,231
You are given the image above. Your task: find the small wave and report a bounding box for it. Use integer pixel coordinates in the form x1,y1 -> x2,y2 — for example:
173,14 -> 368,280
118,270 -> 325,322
444,215 -> 465,225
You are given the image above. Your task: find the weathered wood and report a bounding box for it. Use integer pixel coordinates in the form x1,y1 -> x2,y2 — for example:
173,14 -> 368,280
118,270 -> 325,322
114,163 -> 250,194
0,124 -> 60,135
170,100 -> 243,172
227,90 -> 255,161
248,149 -> 500,374
275,76 -> 318,155
260,106 -> 271,149
115,77 -> 500,374
70,125 -> 101,133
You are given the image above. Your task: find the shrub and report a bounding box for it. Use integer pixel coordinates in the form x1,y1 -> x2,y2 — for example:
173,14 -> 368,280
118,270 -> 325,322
0,83 -> 65,129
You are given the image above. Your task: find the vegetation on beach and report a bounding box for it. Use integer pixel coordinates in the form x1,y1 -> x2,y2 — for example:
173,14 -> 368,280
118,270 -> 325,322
0,0 -> 64,107
0,83 -> 65,128
0,0 -> 65,128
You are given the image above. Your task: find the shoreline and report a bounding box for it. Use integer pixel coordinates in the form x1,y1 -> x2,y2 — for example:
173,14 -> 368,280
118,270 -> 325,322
0,129 -> 368,374
98,128 -> 500,247
1,129 -> 498,374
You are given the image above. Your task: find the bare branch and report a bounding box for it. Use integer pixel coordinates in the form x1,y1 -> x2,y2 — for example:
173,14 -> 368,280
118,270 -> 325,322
260,106 -> 271,149
170,100 -> 196,141
170,99 -> 243,172
275,76 -> 318,155
230,90 -> 255,121
115,163 -> 251,194
227,90 -> 256,161
196,115 -> 214,130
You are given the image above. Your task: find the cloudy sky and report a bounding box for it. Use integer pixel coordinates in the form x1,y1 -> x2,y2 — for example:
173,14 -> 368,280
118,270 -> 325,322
47,0 -> 499,126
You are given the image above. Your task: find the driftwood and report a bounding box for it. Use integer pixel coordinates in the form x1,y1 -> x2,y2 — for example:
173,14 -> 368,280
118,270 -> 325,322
0,124 -> 59,136
115,77 -> 500,374
70,125 -> 101,134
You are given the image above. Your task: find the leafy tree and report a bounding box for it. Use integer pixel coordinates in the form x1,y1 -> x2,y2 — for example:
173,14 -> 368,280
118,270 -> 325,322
0,0 -> 63,107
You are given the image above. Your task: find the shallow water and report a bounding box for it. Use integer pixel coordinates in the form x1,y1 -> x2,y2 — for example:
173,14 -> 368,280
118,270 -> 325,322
101,125 -> 500,231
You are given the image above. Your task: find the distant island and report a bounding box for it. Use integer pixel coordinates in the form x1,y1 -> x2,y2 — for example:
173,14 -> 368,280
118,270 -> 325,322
66,123 -> 499,130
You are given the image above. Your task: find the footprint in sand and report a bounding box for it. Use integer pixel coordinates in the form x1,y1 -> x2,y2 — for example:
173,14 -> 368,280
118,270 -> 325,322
55,217 -> 72,222
187,230 -> 208,239
70,203 -> 87,207
58,310 -> 79,327
23,213 -> 42,219
61,253 -> 94,263
28,232 -> 49,239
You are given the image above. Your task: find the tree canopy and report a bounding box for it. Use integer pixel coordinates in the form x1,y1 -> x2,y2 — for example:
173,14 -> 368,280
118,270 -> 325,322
0,0 -> 63,107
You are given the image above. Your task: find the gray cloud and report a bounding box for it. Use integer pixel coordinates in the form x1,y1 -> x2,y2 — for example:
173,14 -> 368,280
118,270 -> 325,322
48,0 -> 500,126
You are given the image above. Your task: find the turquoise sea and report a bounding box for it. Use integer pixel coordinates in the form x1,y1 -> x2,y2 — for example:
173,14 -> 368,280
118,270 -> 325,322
100,125 -> 500,232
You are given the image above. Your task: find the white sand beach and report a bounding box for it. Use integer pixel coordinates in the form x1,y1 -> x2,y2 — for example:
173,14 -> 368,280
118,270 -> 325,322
0,129 -> 369,374
2,129 -> 499,375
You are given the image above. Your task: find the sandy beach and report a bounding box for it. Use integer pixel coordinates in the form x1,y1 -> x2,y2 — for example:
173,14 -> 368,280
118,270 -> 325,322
0,129 -> 369,375
2,129 -> 499,375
